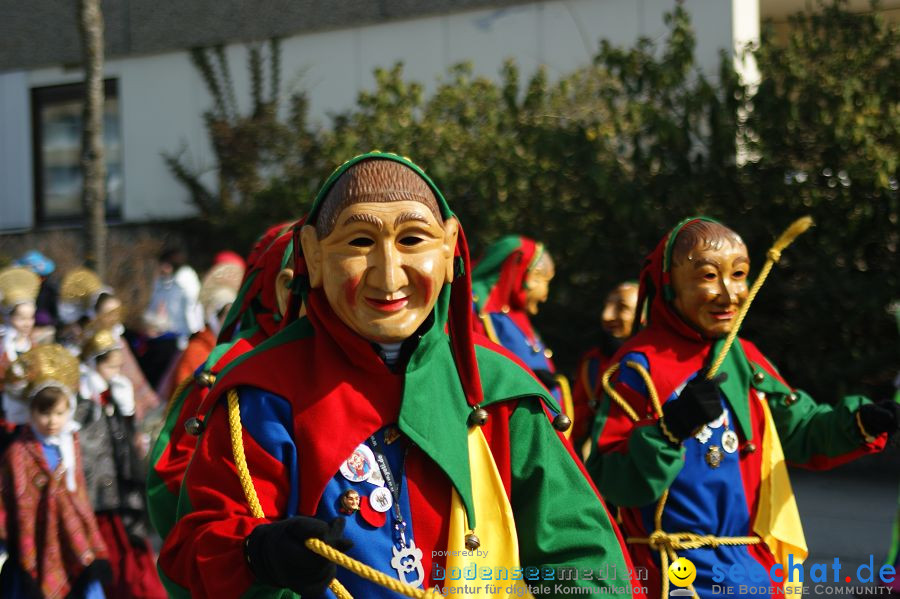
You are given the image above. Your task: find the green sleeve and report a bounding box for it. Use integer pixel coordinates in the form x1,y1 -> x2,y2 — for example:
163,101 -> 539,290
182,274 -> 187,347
766,388 -> 870,465
509,399 -> 633,597
584,397 -> 685,508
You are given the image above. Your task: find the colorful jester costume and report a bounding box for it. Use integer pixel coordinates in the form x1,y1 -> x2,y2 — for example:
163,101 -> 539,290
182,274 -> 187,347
158,153 -> 639,599
147,222 -> 294,539
0,266 -> 41,446
0,266 -> 40,390
0,345 -> 109,599
586,218 -> 889,599
470,236 -> 574,433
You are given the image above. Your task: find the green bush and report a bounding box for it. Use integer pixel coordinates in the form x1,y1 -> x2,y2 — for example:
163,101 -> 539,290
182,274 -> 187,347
170,2 -> 898,401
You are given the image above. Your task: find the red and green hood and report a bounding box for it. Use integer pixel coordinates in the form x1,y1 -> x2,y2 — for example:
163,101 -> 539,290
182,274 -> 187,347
219,221 -> 295,342
470,235 -> 541,336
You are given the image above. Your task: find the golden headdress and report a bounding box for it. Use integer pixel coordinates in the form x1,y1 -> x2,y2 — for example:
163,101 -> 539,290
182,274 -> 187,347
14,344 -> 80,400
81,328 -> 121,362
59,267 -> 104,324
199,262 -> 244,313
0,266 -> 41,312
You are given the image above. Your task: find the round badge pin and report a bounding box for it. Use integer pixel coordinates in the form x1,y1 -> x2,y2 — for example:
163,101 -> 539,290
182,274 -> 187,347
369,486 -> 394,513
340,444 -> 377,483
721,430 -> 739,454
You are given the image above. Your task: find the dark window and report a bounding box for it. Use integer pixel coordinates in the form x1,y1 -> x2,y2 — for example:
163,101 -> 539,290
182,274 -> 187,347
31,79 -> 123,225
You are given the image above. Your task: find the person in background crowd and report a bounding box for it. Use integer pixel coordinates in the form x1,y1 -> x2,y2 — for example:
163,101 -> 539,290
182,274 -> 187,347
0,267 -> 40,373
55,269 -> 160,425
147,248 -> 203,345
470,235 -> 574,434
140,249 -> 198,389
56,268 -> 106,358
0,344 -> 109,598
14,250 -> 59,343
171,261 -> 243,386
587,217 -> 900,599
89,291 -> 159,423
212,249 -> 246,271
0,267 -> 41,433
77,330 -> 165,599
571,281 -> 639,457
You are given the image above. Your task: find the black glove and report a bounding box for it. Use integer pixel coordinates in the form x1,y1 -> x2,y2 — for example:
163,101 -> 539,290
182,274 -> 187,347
244,516 -> 352,596
858,401 -> 900,438
533,368 -> 558,390
660,372 -> 727,442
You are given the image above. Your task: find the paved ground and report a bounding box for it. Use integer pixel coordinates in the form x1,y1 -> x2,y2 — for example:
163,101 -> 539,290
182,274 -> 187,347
790,447 -> 899,597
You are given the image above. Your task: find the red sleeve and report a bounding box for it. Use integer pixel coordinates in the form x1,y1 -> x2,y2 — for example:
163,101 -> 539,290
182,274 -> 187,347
158,399 -> 289,598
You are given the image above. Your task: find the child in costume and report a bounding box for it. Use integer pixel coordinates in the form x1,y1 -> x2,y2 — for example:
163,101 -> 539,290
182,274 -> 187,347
0,267 -> 41,381
572,281 -> 639,454
90,291 -> 160,424
470,236 -> 574,433
0,267 -> 42,439
76,330 -> 165,599
0,344 -> 109,598
59,268 -> 160,421
159,153 -> 641,598
586,217 -> 900,599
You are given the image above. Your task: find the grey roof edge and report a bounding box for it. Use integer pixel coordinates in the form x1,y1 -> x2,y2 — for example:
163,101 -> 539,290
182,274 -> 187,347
0,0 -> 541,73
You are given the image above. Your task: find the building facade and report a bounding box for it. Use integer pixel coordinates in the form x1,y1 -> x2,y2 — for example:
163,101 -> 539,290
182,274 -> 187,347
1,0 -> 764,232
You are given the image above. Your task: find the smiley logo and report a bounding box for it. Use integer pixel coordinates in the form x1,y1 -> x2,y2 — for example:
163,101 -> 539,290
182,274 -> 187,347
667,557 -> 696,588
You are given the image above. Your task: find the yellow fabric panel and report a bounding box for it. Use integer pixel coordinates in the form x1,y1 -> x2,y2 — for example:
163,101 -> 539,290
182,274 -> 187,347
444,427 -> 534,598
753,393 -> 808,598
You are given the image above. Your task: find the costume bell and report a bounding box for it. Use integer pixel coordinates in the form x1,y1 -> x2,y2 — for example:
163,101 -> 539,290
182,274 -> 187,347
586,217 -> 900,599
159,153 -> 640,599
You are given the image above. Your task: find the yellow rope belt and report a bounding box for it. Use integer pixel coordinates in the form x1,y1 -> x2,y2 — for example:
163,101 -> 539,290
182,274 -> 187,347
626,521 -> 761,599
627,531 -> 761,552
600,362 -> 758,599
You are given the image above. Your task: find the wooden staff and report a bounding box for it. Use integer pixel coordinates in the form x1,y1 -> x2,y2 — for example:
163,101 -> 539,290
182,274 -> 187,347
706,216 -> 814,379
